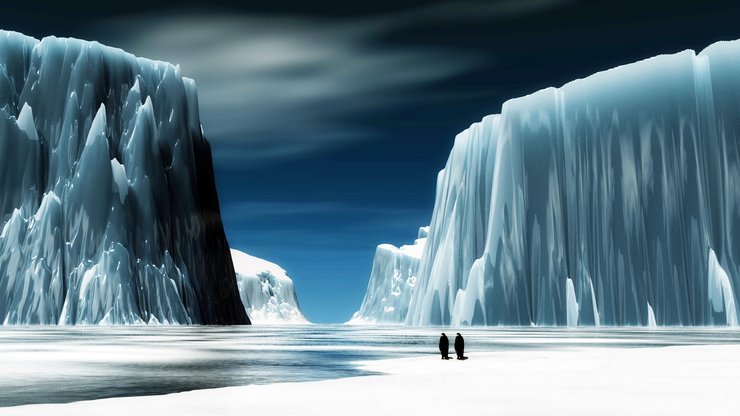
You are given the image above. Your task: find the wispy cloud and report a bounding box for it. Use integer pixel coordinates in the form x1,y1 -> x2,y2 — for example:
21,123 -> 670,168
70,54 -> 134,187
376,0 -> 573,27
89,1 -> 568,165
221,200 -> 428,225
221,201 -> 344,222
221,199 -> 430,251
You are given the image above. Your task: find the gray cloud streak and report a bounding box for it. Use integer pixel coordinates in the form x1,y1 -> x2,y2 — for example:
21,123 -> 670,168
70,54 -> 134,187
221,200 -> 428,223
222,200 -> 430,253
90,1 -> 568,164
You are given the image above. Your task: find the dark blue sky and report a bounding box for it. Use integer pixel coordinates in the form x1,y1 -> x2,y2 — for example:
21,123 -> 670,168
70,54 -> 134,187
5,0 -> 740,322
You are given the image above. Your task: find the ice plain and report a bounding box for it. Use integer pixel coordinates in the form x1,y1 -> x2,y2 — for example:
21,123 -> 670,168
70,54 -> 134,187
1,326 -> 739,415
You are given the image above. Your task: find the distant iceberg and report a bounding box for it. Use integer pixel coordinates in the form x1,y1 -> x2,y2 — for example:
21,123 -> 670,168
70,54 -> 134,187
0,31 -> 248,325
350,227 -> 428,324
363,39 -> 740,326
231,249 -> 307,324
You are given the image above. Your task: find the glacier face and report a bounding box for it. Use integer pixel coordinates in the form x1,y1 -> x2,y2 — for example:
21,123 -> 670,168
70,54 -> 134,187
0,31 -> 249,325
231,249 -> 307,324
350,227 -> 428,324
403,40 -> 740,326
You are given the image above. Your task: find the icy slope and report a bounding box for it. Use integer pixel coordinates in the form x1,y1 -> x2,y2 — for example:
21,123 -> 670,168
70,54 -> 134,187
405,39 -> 740,326
0,31 -> 249,325
350,227 -> 428,324
231,249 -> 307,323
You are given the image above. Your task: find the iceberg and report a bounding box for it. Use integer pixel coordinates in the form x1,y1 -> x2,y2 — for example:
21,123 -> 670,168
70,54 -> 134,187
0,31 -> 249,325
393,39 -> 740,326
350,227 -> 428,324
231,249 -> 307,324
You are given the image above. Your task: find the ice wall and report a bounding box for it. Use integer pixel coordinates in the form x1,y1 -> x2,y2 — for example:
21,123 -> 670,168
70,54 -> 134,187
0,31 -> 249,325
406,40 -> 740,326
231,249 -> 307,324
350,227 -> 428,323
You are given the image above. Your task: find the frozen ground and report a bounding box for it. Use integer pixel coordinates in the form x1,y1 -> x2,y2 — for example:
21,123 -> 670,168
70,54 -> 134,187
3,344 -> 739,415
1,327 -> 739,414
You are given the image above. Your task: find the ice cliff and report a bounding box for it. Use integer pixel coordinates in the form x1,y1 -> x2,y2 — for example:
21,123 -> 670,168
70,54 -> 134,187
350,227 -> 428,324
231,249 -> 307,323
0,31 -> 249,325
374,39 -> 740,326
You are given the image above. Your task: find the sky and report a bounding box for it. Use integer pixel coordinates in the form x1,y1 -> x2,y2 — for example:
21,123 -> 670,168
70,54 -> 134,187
3,0 -> 740,322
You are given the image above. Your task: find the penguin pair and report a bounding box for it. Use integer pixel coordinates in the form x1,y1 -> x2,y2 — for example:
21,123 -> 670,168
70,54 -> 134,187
439,333 -> 465,359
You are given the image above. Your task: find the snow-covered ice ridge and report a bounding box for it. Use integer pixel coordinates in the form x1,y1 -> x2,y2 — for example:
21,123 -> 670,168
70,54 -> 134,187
231,249 -> 307,323
0,31 -> 249,325
350,227 -> 428,323
398,39 -> 740,326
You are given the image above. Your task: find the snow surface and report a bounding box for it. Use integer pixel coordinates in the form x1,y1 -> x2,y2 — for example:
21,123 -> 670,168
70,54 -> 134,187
396,39 -> 740,326
3,344 -> 739,415
0,30 -> 248,325
350,227 -> 428,324
231,249 -> 307,324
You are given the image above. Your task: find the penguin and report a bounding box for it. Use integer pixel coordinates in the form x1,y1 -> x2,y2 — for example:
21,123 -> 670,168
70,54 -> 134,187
439,333 -> 450,359
454,333 -> 465,359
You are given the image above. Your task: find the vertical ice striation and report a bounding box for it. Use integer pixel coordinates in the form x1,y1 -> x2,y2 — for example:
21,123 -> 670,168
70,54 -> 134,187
647,303 -> 657,327
565,278 -> 578,326
401,39 -> 740,326
707,249 -> 738,325
231,249 -> 307,324
350,227 -> 428,324
0,31 -> 249,325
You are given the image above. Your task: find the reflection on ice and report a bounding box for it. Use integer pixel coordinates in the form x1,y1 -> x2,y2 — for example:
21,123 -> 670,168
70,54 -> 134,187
1,325 -> 739,407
